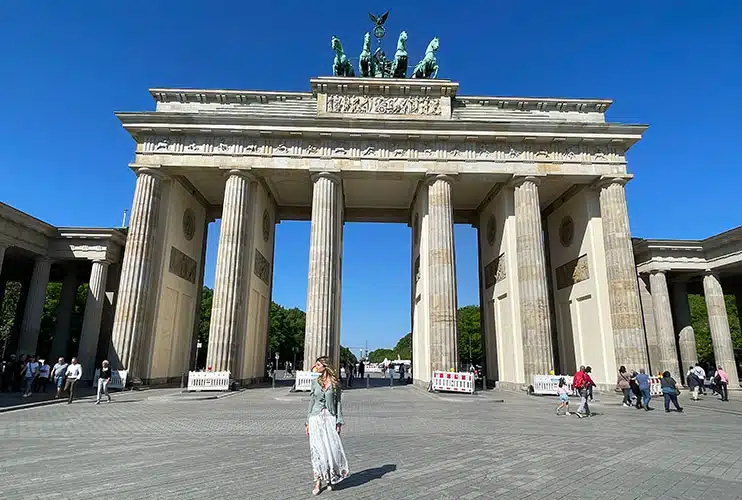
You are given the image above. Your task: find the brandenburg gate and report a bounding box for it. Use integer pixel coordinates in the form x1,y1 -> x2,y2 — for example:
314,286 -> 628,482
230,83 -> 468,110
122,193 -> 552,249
112,70 -> 650,389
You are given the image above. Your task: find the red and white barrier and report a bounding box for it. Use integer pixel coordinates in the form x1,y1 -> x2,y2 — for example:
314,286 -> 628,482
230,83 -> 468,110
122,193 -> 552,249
431,371 -> 474,394
187,371 -> 230,391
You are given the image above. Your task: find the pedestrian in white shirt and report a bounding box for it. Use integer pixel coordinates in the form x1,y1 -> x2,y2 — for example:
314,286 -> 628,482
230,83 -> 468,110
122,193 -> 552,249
692,364 -> 706,395
21,355 -> 39,398
63,358 -> 82,404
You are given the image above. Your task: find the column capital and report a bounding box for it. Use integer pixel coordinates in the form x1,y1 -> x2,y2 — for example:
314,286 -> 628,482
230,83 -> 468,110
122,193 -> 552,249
90,259 -> 111,267
424,173 -> 455,185
649,269 -> 667,276
594,174 -> 634,190
702,269 -> 720,279
310,170 -> 342,184
136,167 -> 166,180
35,255 -> 52,264
509,174 -> 544,188
223,168 -> 256,182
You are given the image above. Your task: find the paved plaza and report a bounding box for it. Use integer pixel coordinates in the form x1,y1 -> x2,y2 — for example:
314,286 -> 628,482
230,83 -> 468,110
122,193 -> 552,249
1,385 -> 741,499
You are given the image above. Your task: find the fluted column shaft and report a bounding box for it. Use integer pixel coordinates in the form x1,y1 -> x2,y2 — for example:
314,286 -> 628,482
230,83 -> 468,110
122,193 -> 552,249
513,176 -> 553,381
206,170 -> 253,373
599,178 -> 648,371
51,271 -> 79,359
702,273 -> 740,388
0,245 -> 6,277
648,271 -> 680,378
78,261 -> 110,378
427,174 -> 458,372
672,281 -> 698,371
18,257 -> 52,354
637,275 -> 661,373
110,168 -> 164,374
304,172 -> 343,369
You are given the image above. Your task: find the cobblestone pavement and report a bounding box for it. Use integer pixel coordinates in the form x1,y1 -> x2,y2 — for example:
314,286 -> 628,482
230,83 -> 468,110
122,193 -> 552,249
1,385 -> 741,499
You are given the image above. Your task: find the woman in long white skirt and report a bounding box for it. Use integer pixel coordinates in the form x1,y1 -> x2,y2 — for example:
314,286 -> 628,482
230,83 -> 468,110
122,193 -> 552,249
305,356 -> 350,495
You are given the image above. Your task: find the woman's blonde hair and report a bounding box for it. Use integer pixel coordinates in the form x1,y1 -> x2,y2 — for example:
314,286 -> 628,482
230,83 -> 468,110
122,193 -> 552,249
316,356 -> 340,388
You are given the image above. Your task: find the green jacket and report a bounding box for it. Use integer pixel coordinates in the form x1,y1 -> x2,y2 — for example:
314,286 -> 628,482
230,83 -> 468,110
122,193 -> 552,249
306,378 -> 344,425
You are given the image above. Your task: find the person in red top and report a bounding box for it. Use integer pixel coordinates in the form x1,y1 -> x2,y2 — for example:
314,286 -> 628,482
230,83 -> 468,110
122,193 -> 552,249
574,365 -> 595,418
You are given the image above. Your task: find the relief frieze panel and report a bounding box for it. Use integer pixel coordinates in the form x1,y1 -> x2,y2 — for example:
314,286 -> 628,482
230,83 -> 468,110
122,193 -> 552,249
484,253 -> 506,289
555,254 -> 590,290
325,94 -> 442,116
168,246 -> 197,284
140,135 -> 625,164
254,249 -> 271,286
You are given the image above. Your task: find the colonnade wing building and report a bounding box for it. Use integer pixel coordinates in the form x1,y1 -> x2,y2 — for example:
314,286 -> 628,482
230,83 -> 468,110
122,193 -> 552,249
2,77 -> 739,390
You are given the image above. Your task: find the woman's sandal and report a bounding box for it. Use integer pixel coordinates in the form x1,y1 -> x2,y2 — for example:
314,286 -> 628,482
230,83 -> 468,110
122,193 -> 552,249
312,487 -> 321,496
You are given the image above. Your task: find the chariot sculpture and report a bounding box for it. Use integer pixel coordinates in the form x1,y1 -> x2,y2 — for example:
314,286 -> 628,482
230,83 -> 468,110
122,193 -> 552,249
330,12 -> 440,79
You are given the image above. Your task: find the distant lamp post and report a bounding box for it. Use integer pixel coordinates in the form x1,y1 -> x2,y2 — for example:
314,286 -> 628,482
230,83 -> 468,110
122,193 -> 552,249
195,342 -> 203,370
292,347 -> 298,373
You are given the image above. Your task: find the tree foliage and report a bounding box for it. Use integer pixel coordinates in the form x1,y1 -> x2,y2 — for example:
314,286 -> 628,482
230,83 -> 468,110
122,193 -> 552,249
0,281 -> 21,357
689,293 -> 741,368
457,305 -> 482,368
367,348 -> 397,363
340,346 -> 358,367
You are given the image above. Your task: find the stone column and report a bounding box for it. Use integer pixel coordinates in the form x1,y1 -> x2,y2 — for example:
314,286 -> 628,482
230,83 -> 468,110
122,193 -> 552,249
702,272 -> 740,388
50,271 -> 79,359
110,168 -> 164,374
17,256 -> 52,355
206,170 -> 253,373
598,177 -> 648,371
0,244 -> 6,277
512,176 -> 553,381
77,260 -> 110,378
304,172 -> 343,369
648,271 -> 680,378
672,281 -> 698,371
637,275 -> 661,373
427,174 -> 459,373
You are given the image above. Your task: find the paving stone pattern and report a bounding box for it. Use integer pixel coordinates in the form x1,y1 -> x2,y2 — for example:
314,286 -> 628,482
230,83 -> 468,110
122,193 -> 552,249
1,386 -> 741,499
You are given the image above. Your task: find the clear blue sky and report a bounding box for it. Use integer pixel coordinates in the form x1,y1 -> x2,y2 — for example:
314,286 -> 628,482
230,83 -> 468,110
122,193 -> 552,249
1,2 -> 740,353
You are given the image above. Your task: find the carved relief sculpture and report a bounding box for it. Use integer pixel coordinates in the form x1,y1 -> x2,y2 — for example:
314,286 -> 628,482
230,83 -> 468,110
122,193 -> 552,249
555,254 -> 590,290
325,95 -> 441,116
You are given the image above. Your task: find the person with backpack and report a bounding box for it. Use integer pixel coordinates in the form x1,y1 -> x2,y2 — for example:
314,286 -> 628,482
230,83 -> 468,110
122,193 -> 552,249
686,366 -> 701,401
573,365 -> 595,418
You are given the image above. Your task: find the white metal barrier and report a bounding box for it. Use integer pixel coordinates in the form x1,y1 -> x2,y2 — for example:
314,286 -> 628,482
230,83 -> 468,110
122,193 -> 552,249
92,369 -> 128,390
430,371 -> 474,394
532,375 -> 578,396
294,371 -> 319,391
187,371 -> 230,391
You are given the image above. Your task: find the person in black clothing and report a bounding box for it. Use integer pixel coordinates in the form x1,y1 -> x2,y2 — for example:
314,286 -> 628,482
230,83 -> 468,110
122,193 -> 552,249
96,360 -> 113,405
358,360 -> 365,379
629,371 -> 643,409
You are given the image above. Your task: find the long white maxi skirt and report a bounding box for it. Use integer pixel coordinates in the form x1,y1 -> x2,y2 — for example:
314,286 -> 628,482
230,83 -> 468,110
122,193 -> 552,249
308,409 -> 350,484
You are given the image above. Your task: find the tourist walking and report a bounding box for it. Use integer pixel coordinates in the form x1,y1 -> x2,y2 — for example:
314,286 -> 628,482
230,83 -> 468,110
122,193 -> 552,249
305,356 -> 349,495
686,366 -> 701,401
692,363 -> 707,395
629,372 -> 643,408
21,355 -> 39,398
660,371 -> 683,412
573,365 -> 595,418
635,368 -> 653,411
51,357 -> 68,399
616,365 -> 632,407
96,360 -> 112,405
63,358 -> 82,404
714,366 -> 729,401
555,377 -> 571,416
36,359 -> 50,393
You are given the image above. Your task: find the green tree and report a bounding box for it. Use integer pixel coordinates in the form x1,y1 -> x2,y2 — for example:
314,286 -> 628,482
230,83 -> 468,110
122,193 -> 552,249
457,305 -> 482,367
394,333 -> 412,361
198,286 -> 213,345
367,348 -> 396,363
340,346 -> 358,367
0,281 -> 21,358
688,294 -> 741,368
268,301 -> 306,367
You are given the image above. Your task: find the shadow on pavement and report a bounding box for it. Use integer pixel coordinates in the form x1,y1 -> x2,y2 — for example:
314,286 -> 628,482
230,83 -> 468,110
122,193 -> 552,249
334,464 -> 397,490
